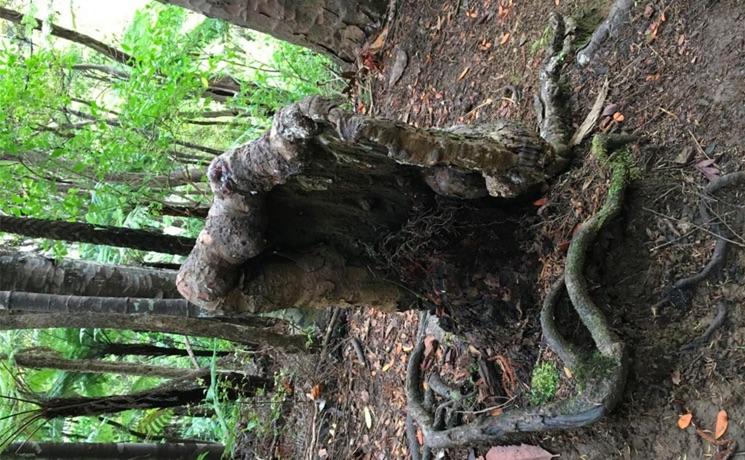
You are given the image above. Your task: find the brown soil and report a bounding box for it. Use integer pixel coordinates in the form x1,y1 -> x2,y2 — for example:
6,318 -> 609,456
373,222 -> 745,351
243,0 -> 745,458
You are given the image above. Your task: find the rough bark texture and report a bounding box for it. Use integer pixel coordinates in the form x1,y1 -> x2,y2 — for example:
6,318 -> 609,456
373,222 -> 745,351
158,0 -> 388,65
35,372 -> 271,418
1,442 -> 224,459
12,350 -> 200,379
97,343 -> 230,358
0,216 -> 195,255
0,251 -> 180,298
0,308 -> 307,351
177,96 -> 557,313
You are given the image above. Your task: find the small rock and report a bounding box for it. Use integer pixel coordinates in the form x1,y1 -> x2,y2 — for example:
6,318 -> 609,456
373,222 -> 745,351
388,47 -> 408,86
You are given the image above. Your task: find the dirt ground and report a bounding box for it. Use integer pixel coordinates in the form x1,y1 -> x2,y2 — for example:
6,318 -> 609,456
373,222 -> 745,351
243,0 -> 745,458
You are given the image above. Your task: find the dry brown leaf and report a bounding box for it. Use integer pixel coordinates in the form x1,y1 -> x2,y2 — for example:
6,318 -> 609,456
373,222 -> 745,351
368,26 -> 389,53
310,383 -> 323,400
500,32 -> 511,45
416,428 -> 424,446
489,407 -> 503,416
485,444 -> 558,460
678,413 -> 693,429
612,112 -> 625,123
533,197 -> 548,207
715,410 -> 728,439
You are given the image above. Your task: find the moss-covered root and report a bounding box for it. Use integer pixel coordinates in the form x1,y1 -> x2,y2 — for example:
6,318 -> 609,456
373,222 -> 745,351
406,134 -> 633,449
539,277 -> 581,369
564,134 -> 632,357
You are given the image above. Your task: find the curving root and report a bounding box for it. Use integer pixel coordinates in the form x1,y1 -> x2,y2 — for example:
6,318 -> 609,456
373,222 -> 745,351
654,171 -> 745,310
406,135 -> 632,449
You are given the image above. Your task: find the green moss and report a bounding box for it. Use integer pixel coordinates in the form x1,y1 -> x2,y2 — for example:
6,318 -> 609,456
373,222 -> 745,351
530,25 -> 553,56
529,361 -> 560,405
573,351 -> 618,389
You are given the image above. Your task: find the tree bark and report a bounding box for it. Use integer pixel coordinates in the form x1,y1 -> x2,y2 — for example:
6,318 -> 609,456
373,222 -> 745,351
11,350 -> 202,379
96,342 -> 230,358
0,302 -> 307,351
0,216 -> 195,256
1,441 -> 223,459
158,0 -> 388,65
0,250 -> 180,298
36,372 -> 271,418
177,96 -> 556,313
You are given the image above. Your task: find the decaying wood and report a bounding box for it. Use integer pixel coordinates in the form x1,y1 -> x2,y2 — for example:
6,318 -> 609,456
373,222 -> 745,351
178,90 -> 567,313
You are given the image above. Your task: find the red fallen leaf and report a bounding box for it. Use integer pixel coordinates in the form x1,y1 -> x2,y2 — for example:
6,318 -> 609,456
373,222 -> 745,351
558,240 -> 570,253
533,197 -> 548,207
715,410 -> 728,439
678,413 -> 693,429
485,444 -> 558,460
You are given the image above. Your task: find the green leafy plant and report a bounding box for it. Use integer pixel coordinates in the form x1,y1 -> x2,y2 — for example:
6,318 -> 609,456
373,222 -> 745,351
529,361 -> 560,405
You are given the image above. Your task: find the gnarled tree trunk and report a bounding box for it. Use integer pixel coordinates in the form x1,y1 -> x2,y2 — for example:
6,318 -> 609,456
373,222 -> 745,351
177,96 -> 560,315
158,0 -> 388,65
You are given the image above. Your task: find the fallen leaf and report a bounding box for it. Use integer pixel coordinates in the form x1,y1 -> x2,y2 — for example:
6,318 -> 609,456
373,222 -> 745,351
715,410 -> 728,439
485,444 -> 558,460
499,32 -> 511,45
368,26 -> 389,53
381,360 -> 394,372
310,384 -> 323,400
533,197 -> 548,207
489,407 -> 503,416
678,413 -> 693,429
612,112 -> 625,123
416,428 -> 424,446
364,406 -> 373,429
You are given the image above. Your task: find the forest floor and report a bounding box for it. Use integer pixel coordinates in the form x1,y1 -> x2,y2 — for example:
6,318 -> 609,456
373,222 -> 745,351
240,0 -> 745,458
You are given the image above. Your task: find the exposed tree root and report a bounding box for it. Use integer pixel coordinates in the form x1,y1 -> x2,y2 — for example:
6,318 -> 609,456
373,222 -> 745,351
406,135 -> 632,448
576,0 -> 634,66
655,171 -> 745,309
680,302 -> 728,351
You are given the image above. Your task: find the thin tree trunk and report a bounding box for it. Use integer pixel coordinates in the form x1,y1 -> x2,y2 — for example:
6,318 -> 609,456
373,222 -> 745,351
1,441 -> 223,459
158,0 -> 388,65
0,250 -> 180,298
0,216 -> 195,255
96,342 -> 230,358
0,291 -> 307,352
12,350 -> 203,379
37,373 -> 271,418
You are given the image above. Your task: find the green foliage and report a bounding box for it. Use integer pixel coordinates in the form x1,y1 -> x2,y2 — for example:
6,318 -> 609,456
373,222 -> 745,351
529,361 -> 560,405
0,0 -> 338,450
